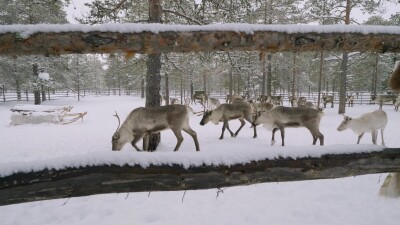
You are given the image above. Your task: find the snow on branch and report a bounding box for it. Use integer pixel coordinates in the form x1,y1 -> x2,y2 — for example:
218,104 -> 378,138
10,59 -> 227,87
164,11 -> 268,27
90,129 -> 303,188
0,23 -> 399,55
0,148 -> 399,206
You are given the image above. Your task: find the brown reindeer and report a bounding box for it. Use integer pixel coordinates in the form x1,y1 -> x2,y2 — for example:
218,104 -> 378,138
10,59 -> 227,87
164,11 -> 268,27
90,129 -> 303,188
200,102 -> 257,140
112,105 -> 200,152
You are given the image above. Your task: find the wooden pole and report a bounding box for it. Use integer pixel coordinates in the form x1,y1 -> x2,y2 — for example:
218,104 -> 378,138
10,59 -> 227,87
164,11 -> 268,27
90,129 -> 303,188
1,148 -> 399,206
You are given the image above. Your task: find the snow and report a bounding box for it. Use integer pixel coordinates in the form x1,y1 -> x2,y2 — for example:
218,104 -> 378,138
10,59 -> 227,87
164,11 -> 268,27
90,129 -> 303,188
0,95 -> 398,225
38,72 -> 50,81
1,23 -> 399,38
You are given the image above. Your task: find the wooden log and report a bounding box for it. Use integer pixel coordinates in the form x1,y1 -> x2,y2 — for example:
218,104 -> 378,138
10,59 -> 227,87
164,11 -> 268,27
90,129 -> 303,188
0,148 -> 399,206
0,24 -> 400,56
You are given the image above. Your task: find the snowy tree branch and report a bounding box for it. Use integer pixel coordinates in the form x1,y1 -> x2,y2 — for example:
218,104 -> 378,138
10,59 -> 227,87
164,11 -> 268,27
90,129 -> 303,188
0,148 -> 399,206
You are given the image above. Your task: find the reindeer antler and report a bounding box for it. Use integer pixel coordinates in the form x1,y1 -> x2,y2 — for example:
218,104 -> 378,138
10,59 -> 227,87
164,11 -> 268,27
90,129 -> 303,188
113,111 -> 121,132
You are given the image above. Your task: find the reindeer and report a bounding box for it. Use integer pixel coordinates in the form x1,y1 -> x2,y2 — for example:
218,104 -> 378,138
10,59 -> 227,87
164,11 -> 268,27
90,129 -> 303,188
112,105 -> 200,152
299,101 -> 316,109
199,102 -> 257,140
371,94 -> 397,109
337,109 -> 387,145
395,97 -> 400,111
226,94 -> 245,104
207,97 -> 221,110
250,101 -> 274,113
297,97 -> 307,107
192,92 -> 208,106
257,95 -> 269,103
322,94 -> 334,108
346,95 -> 354,107
268,95 -> 283,105
184,97 -> 191,106
253,106 -> 324,146
170,98 -> 180,104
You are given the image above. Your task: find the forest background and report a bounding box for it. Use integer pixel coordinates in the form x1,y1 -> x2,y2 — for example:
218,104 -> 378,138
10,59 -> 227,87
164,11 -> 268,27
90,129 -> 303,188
1,0 -> 399,108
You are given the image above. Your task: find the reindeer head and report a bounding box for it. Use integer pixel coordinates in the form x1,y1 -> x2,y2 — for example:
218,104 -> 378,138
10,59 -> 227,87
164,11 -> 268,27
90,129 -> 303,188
337,114 -> 352,131
199,110 -> 212,126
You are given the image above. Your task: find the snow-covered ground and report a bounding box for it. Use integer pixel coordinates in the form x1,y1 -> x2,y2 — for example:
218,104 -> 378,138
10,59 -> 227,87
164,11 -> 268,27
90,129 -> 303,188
0,95 -> 399,225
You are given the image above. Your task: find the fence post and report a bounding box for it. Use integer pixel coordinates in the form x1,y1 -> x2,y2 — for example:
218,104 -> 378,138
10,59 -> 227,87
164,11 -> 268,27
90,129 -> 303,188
25,90 -> 29,101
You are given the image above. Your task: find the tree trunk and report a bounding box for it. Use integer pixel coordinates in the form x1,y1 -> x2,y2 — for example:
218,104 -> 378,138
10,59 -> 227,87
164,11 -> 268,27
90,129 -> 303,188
41,85 -> 46,102
339,52 -> 348,114
145,53 -> 161,151
317,51 -> 324,108
291,53 -> 296,98
143,0 -> 162,151
165,72 -> 169,105
33,64 -> 41,105
339,0 -> 351,114
267,54 -> 272,96
372,54 -> 378,96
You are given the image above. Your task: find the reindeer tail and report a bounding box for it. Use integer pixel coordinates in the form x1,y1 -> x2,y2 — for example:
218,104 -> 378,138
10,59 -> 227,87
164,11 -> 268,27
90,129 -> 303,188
389,61 -> 400,91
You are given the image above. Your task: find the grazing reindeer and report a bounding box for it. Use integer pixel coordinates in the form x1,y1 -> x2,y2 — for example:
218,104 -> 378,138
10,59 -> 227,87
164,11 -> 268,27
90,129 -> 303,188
207,97 -> 221,110
253,106 -> 324,146
337,109 -> 387,145
346,95 -> 354,107
199,102 -> 257,139
112,105 -> 200,151
371,95 -> 397,109
322,94 -> 334,108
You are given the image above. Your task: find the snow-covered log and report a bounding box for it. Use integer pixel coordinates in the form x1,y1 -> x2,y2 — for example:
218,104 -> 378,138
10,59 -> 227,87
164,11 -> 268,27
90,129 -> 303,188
0,24 -> 400,55
0,148 -> 399,206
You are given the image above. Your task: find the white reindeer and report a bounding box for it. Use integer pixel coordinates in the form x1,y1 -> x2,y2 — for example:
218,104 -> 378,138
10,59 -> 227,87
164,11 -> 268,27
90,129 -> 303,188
337,109 -> 387,145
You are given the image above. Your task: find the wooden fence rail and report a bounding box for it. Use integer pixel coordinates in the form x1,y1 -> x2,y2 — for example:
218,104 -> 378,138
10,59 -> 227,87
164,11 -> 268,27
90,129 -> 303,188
0,148 -> 399,206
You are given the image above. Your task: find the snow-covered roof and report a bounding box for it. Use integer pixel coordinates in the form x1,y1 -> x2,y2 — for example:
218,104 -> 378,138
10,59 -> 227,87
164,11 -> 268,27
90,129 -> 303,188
1,23 -> 399,39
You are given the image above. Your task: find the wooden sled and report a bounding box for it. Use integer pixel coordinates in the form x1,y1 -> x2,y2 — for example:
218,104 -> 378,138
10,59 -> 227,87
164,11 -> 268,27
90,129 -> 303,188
10,104 -> 87,125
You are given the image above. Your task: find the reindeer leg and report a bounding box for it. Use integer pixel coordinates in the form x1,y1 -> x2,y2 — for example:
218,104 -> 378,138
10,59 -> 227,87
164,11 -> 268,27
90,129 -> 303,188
357,132 -> 364,144
219,121 -> 228,139
381,128 -> 386,146
371,130 -> 378,145
225,121 -> 235,137
271,127 -> 279,146
131,134 -> 144,151
276,123 -> 285,146
234,119 -> 246,137
183,127 -> 200,151
172,129 -> 184,151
